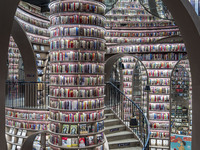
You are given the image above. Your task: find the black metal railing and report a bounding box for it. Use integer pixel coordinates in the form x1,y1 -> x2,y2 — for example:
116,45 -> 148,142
106,81 -> 150,150
6,81 -> 49,109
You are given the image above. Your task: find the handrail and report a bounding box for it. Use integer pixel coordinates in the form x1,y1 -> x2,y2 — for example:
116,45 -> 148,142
106,81 -> 150,150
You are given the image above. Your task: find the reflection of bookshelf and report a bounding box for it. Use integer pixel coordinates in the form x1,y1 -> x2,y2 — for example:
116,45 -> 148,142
171,58 -> 192,136
8,36 -> 22,82
48,0 -> 106,149
5,108 -> 49,150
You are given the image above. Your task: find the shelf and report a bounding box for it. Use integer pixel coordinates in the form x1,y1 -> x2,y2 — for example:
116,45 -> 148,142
6,132 -> 28,139
48,140 -> 105,149
48,106 -> 106,112
149,145 -> 169,148
48,84 -> 106,87
50,36 -> 106,41
49,95 -> 105,100
48,117 -> 106,124
7,141 -> 22,146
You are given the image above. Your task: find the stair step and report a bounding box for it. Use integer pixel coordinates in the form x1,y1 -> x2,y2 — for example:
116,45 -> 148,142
104,108 -> 112,113
104,119 -> 121,126
105,124 -> 126,134
105,113 -> 115,119
106,131 -> 134,142
109,139 -> 140,149
110,147 -> 142,150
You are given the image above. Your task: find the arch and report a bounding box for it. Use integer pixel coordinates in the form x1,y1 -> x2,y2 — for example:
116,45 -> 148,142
161,0 -> 200,149
105,53 -> 148,82
11,17 -> 37,82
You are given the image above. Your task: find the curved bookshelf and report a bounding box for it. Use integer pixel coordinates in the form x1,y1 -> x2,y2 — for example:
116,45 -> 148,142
48,0 -> 106,149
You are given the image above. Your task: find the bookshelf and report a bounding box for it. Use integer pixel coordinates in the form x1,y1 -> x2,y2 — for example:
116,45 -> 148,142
48,0 -> 106,149
5,108 -> 49,150
16,2 -> 50,82
8,36 -> 22,82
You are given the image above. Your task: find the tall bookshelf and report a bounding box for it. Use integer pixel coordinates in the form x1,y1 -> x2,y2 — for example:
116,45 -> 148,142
48,0 -> 106,149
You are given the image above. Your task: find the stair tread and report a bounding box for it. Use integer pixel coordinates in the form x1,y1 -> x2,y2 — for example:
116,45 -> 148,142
110,147 -> 142,150
104,119 -> 119,123
105,113 -> 115,116
109,138 -> 139,145
105,124 -> 125,130
106,131 -> 133,138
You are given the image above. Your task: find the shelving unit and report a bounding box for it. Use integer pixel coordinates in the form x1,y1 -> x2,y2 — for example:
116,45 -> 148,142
48,0 -> 106,149
8,36 -> 22,82
5,108 -> 49,150
16,2 -> 50,82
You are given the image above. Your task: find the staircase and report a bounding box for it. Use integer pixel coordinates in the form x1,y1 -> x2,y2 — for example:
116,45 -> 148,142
104,109 -> 142,150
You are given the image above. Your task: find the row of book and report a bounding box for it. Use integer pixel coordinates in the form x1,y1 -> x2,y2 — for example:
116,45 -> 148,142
108,9 -> 146,15
138,53 -> 186,61
8,128 -> 27,137
50,2 -> 105,15
149,103 -> 169,111
9,48 -> 19,53
123,63 -> 135,69
149,95 -> 170,102
9,42 -> 18,48
6,119 -> 48,130
106,22 -> 174,28
6,110 -> 48,120
50,63 -> 104,74
19,1 -> 48,18
150,139 -> 169,147
115,0 -> 142,8
50,27 -> 105,39
8,59 -> 19,64
107,44 -> 185,53
8,75 -> 18,81
50,39 -> 105,50
49,99 -> 104,110
50,121 -> 104,134
150,87 -> 170,94
123,82 -> 132,87
150,131 -> 169,138
148,70 -> 172,77
144,62 -> 176,69
50,51 -> 105,62
106,30 -> 180,37
123,70 -> 133,75
50,75 -> 104,86
150,122 -> 169,130
8,65 -> 19,70
27,34 -> 49,44
8,53 -> 20,58
123,76 -> 132,82
149,113 -> 169,120
50,87 -> 104,98
50,134 -> 104,148
106,37 -> 161,44
50,111 -> 104,122
51,15 -> 105,27
149,78 -> 170,86
16,9 -> 50,29
19,20 -> 49,36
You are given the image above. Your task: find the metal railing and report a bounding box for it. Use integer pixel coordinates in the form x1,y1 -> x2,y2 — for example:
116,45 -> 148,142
5,81 -> 49,109
106,81 -> 150,150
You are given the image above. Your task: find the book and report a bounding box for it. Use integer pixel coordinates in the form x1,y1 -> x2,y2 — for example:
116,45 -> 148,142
9,128 -> 14,134
67,138 -> 72,147
96,133 -> 103,144
70,125 -> 77,134
21,130 -> 27,136
62,137 -> 68,146
72,138 -> 78,147
17,129 -> 22,136
79,124 -> 87,134
18,138 -> 23,144
88,136 -> 95,145
62,124 -> 69,134
79,137 -> 85,147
